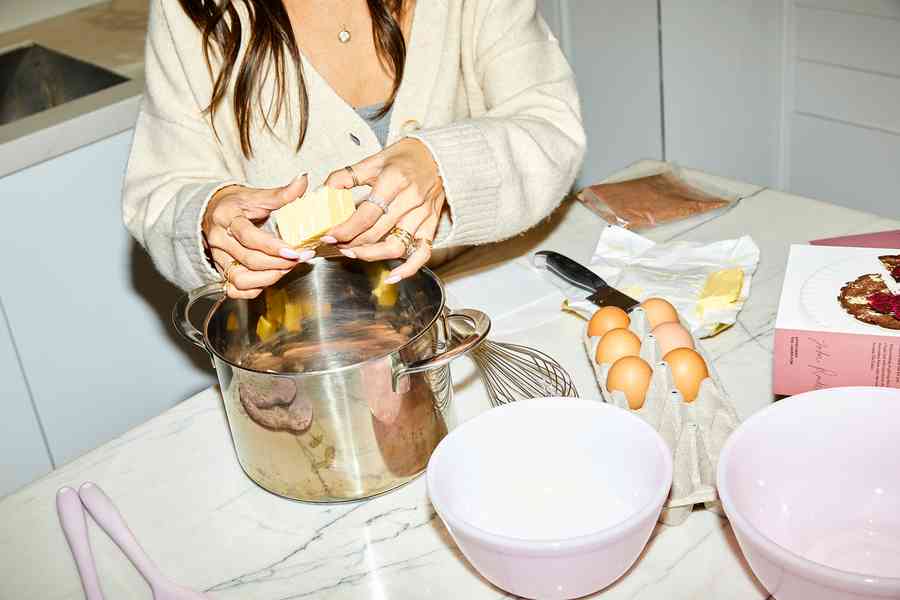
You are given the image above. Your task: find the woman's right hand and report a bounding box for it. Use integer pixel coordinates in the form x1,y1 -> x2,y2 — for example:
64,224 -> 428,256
202,174 -> 315,299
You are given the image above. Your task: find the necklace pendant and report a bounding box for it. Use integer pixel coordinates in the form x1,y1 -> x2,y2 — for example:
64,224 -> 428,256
338,29 -> 351,43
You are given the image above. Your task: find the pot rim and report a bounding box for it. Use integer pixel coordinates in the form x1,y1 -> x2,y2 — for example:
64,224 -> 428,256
200,263 -> 448,377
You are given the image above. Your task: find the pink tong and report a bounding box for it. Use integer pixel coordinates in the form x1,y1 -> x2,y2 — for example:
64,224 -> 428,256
56,483 -> 210,599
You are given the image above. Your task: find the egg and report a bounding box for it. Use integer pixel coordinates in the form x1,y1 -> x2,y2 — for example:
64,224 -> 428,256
595,328 -> 641,365
663,347 -> 709,402
651,322 -> 695,356
641,297 -> 679,329
587,306 -> 631,337
606,356 -> 653,410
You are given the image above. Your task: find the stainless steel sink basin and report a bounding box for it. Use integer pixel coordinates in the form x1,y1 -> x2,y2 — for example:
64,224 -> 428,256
0,44 -> 129,126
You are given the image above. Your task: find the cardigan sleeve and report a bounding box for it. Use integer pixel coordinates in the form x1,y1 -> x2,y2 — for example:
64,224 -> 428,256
121,0 -> 240,291
407,0 -> 586,247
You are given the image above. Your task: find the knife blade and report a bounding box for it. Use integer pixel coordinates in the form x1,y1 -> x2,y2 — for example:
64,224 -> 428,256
533,250 -> 640,312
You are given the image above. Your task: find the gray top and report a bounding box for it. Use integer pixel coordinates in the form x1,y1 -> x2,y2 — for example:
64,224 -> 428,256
355,102 -> 393,147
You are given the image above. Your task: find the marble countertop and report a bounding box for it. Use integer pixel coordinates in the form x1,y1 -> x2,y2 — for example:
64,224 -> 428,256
0,1 -> 147,177
3,161 -> 899,599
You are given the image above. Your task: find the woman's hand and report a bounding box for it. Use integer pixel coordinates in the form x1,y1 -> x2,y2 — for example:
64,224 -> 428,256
202,174 -> 315,298
322,138 -> 445,283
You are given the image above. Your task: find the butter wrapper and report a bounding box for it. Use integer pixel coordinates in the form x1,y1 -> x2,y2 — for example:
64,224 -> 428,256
562,226 -> 760,338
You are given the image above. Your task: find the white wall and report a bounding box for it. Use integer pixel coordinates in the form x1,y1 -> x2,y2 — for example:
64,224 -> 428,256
784,0 -> 900,219
660,0 -> 783,188
0,0 -> 104,34
539,1 -> 663,187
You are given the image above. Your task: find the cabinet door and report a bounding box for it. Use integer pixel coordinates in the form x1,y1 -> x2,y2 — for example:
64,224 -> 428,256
540,0 -> 664,187
0,298 -> 52,496
660,0 -> 782,188
0,130 -> 214,466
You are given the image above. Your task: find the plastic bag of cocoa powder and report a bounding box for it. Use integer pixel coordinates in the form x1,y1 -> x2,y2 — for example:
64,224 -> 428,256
576,162 -> 741,233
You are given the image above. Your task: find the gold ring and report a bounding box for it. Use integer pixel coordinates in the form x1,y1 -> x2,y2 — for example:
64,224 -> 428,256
415,238 -> 433,252
344,165 -> 360,187
387,226 -> 414,257
224,259 -> 241,283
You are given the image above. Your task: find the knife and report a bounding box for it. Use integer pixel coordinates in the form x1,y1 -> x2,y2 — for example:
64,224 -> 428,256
533,250 -> 640,312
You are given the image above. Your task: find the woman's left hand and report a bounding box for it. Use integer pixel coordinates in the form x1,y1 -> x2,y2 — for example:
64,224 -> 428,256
322,138 -> 445,283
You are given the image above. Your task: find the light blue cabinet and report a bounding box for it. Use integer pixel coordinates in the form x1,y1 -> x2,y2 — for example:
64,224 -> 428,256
0,298 -> 52,497
0,130 -> 214,469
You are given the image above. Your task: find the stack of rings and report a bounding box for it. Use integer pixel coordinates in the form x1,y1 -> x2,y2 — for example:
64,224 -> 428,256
388,227 -> 433,259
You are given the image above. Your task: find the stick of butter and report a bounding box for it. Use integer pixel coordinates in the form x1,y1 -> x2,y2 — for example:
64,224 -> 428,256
697,267 -> 744,316
274,186 -> 355,249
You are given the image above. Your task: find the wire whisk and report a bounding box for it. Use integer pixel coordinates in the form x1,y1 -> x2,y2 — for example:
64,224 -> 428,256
469,339 -> 579,407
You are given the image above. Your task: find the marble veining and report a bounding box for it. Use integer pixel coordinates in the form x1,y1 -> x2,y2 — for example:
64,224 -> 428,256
2,161 -> 899,599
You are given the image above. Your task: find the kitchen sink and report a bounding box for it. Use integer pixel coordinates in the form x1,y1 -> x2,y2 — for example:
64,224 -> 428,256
0,44 -> 129,127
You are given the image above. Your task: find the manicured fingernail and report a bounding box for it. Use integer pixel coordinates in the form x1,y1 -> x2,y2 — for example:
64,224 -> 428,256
320,236 -> 337,244
295,172 -> 308,182
279,248 -> 303,259
340,249 -> 357,259
384,275 -> 401,284
298,250 -> 316,261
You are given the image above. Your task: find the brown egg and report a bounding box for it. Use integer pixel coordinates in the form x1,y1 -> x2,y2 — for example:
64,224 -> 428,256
651,322 -> 695,356
606,356 -> 653,410
587,306 -> 631,337
641,297 -> 679,329
663,347 -> 709,402
595,328 -> 641,365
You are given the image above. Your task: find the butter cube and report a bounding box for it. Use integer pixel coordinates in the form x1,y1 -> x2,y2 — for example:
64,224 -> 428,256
264,287 -> 288,326
370,268 -> 398,307
283,301 -> 303,332
697,268 -> 744,316
256,315 -> 277,342
274,186 -> 355,249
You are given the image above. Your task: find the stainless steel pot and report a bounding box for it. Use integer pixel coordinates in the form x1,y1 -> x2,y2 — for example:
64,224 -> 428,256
174,259 -> 489,502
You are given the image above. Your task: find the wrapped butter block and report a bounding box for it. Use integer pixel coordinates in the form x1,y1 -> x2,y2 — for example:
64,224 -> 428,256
583,307 -> 741,525
274,186 -> 355,249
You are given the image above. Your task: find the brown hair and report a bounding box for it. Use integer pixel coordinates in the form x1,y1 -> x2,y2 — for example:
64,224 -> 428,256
177,0 -> 407,157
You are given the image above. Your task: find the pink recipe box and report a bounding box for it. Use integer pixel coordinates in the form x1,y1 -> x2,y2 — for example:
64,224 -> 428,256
774,244 -> 900,396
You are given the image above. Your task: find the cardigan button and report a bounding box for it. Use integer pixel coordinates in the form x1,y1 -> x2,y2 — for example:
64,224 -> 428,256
349,132 -> 361,145
401,119 -> 421,134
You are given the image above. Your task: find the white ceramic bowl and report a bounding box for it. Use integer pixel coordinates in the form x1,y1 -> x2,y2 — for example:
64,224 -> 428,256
718,387 -> 900,600
426,397 -> 672,600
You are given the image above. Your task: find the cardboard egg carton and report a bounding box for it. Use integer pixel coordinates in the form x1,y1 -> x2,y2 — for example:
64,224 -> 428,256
583,308 -> 741,525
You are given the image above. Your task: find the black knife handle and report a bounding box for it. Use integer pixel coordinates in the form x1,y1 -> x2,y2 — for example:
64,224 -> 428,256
533,250 -> 610,293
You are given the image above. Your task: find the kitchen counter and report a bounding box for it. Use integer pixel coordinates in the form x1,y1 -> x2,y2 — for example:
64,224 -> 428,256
3,161 -> 899,599
0,1 -> 147,177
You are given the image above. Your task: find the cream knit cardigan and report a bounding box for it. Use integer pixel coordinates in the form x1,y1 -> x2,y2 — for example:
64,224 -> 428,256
122,0 -> 586,291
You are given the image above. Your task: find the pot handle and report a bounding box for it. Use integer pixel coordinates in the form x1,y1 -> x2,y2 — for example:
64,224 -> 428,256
172,282 -> 227,349
392,308 -> 490,391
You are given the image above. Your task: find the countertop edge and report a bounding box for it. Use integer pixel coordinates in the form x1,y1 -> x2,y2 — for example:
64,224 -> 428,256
0,80 -> 143,178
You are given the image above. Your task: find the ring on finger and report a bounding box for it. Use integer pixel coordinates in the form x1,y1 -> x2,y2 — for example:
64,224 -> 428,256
224,259 -> 241,283
365,195 -> 389,214
415,237 -> 433,253
344,165 -> 361,187
387,227 -> 414,256
407,237 -> 432,259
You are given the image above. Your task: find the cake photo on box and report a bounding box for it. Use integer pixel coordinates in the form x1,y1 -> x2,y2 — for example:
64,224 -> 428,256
838,255 -> 900,330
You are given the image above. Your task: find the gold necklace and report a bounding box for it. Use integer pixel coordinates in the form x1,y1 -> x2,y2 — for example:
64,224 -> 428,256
338,23 -> 351,43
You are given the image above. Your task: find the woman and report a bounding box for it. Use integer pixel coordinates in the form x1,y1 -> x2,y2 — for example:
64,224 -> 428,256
123,0 -> 585,298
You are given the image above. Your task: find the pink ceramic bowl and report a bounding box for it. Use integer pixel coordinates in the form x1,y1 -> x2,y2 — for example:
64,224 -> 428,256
718,386 -> 900,600
427,398 -> 672,600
